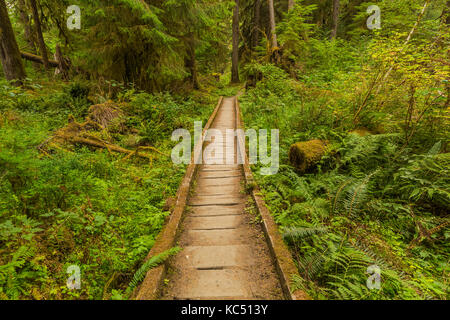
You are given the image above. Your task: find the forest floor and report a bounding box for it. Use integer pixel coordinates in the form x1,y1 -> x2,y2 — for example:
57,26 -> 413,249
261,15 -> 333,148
161,97 -> 283,300
0,79 -> 223,299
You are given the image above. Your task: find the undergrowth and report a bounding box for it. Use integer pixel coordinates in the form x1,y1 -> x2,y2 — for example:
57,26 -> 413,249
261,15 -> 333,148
240,61 -> 449,300
0,79 -> 216,299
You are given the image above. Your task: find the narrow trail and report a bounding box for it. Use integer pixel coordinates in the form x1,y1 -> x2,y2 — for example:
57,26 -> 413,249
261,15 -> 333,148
161,97 -> 283,300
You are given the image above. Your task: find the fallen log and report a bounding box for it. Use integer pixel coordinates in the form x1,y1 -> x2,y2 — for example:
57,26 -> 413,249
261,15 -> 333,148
70,136 -> 152,159
289,139 -> 328,172
349,128 -> 372,137
21,51 -> 59,68
38,104 -> 168,162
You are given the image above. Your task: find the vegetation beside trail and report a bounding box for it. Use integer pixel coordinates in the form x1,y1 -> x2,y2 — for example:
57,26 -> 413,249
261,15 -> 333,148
0,79 -> 218,299
241,64 -> 449,299
239,10 -> 449,298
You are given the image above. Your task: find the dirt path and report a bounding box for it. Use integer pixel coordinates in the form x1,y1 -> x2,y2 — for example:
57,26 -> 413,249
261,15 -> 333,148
161,97 -> 283,300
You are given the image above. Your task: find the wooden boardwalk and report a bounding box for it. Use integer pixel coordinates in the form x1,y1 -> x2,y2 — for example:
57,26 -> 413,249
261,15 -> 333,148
161,97 -> 283,300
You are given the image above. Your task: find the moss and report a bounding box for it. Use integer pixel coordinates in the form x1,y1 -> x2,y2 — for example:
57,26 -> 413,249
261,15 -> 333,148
350,128 -> 372,137
288,139 -> 328,172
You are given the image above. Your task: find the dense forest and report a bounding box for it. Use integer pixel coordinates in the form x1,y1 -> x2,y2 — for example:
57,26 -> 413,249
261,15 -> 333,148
0,0 -> 448,300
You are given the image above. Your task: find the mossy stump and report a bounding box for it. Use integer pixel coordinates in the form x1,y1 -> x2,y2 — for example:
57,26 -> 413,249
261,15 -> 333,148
289,139 -> 328,172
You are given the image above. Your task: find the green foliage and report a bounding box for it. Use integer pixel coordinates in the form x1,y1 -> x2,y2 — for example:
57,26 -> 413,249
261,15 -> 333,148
283,226 -> 328,243
1,0 -> 449,301
394,143 -> 450,210
0,81 -> 216,300
0,245 -> 43,299
124,247 -> 181,298
277,2 -> 317,62
55,0 -> 231,91
240,29 -> 449,298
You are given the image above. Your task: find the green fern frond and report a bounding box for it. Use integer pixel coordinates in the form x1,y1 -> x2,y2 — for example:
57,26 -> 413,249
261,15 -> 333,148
427,141 -> 442,155
332,178 -> 354,214
283,226 -> 328,242
299,248 -> 328,280
125,247 -> 181,297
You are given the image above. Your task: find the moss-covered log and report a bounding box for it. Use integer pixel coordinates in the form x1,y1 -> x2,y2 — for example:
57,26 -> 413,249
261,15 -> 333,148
20,51 -> 59,68
289,139 -> 328,172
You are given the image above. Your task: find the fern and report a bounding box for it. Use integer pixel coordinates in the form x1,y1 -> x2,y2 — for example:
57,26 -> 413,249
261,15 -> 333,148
283,226 -> 328,243
300,248 -> 329,280
427,141 -> 442,156
327,274 -> 371,300
332,178 -> 354,214
124,247 -> 181,298
0,246 -> 35,299
338,133 -> 399,176
333,172 -> 377,217
394,151 -> 450,209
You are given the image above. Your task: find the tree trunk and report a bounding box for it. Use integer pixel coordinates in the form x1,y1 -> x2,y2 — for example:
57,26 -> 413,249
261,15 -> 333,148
251,0 -> 261,50
54,44 -> 70,80
0,0 -> 27,83
185,35 -> 199,89
268,0 -> 278,49
30,0 -> 49,69
231,0 -> 240,83
317,5 -> 324,27
17,0 -> 40,70
267,0 -> 279,63
17,0 -> 36,53
288,0 -> 295,10
331,0 -> 340,39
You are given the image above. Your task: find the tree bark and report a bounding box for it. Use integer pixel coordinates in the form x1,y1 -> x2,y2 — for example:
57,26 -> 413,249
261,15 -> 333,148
231,0 -> 240,83
444,1 -> 450,25
288,0 -> 295,10
317,5 -> 324,27
17,0 -> 41,70
30,0 -> 49,69
54,44 -> 70,80
0,0 -> 27,83
267,0 -> 280,63
268,0 -> 278,49
251,0 -> 261,49
17,0 -> 36,53
185,35 -> 199,89
331,0 -> 340,39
